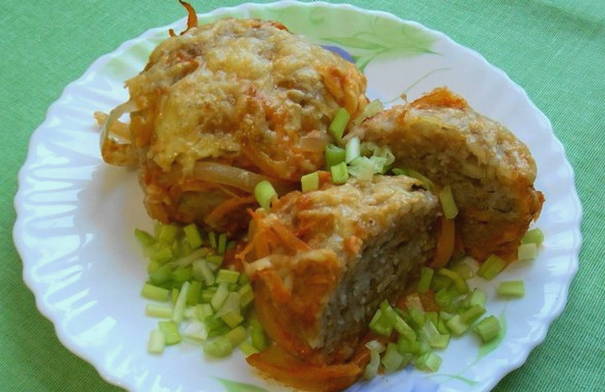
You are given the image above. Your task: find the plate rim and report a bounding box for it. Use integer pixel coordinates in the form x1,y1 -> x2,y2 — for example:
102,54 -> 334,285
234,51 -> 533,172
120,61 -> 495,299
13,1 -> 583,391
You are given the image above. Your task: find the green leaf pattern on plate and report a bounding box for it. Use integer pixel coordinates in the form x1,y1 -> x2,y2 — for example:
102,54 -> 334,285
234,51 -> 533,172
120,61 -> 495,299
216,377 -> 268,392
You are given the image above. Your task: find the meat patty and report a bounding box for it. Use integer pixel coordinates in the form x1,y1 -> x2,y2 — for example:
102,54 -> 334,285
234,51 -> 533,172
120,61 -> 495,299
348,88 -> 544,261
241,175 -> 439,361
100,18 -> 368,233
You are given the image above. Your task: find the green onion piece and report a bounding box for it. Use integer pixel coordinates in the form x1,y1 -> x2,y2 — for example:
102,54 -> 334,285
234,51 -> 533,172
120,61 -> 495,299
451,257 -> 476,279
254,180 -> 277,210
141,283 -> 170,302
250,318 -> 268,351
477,255 -> 507,280
217,233 -> 227,255
206,255 -> 224,267
301,172 -> 320,193
201,288 -> 216,303
397,336 -> 419,354
145,304 -> 172,319
172,266 -> 193,283
183,224 -> 203,249
473,316 -> 501,344
226,326 -> 247,347
460,305 -> 486,325
418,339 -> 431,355
193,303 -> 214,321
172,281 -> 190,323
369,308 -> 393,336
363,340 -> 384,380
382,343 -> 404,373
446,315 -> 468,336
328,107 -> 350,142
437,318 -> 450,335
418,267 -> 434,294
439,311 -> 454,321
149,245 -> 173,264
415,352 -> 442,372
497,280 -> 525,298
426,312 -> 439,326
438,268 -> 468,293
220,296 -> 244,328
159,321 -> 181,345
194,260 -> 215,286
203,336 -> 233,358
469,289 -> 487,308
240,341 -> 260,356
394,314 -> 416,342
522,228 -> 544,246
439,185 -> 459,219
421,321 -> 450,349
204,315 -> 230,338
345,136 -> 361,163
325,144 -> 346,167
147,261 -> 160,274
211,283 -> 229,311
365,340 -> 385,352
135,228 -> 155,248
150,264 -> 172,285
181,320 -> 208,341
398,169 -> 435,191
208,231 -> 217,249
239,284 -> 255,308
187,281 -> 202,306
171,288 -> 179,304
348,157 -> 375,181
431,274 -> 452,291
391,168 -> 408,176
147,329 -> 165,354
330,161 -> 349,185
408,308 -> 426,330
157,224 -> 179,244
435,287 -> 457,310
216,269 -> 240,284
368,155 -> 388,174
518,243 -> 538,261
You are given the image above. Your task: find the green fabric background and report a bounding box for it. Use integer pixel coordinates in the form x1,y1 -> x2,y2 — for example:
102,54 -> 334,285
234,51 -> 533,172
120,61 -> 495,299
1,0 -> 603,391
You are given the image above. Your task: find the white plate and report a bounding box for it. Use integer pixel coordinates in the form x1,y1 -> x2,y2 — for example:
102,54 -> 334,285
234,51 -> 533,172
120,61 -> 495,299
14,2 -> 582,392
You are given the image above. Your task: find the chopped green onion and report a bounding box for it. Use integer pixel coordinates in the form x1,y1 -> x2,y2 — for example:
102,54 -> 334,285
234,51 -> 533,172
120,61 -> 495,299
325,144 -> 346,167
171,266 -> 192,283
438,268 -> 468,293
172,281 -> 190,323
216,269 -> 240,284
460,305 -> 486,325
150,264 -> 172,285
446,315 -> 468,336
145,304 -> 172,318
181,320 -> 208,341
451,257 -> 476,279
469,289 -> 487,308
204,315 -> 230,338
211,283 -> 229,311
439,311 -> 454,321
497,280 -> 525,298
352,99 -> 383,126
365,340 -> 385,352
239,284 -> 255,308
417,267 -> 434,294
208,231 -> 217,249
473,316 -> 501,344
240,341 -> 259,356
194,260 -> 215,286
394,168 -> 435,191
345,137 -> 360,163
141,283 -> 170,302
203,336 -> 233,358
328,107 -> 350,142
477,255 -> 507,280
183,224 -> 202,249
159,321 -> 181,345
421,320 -> 450,349
250,318 -> 268,351
348,157 -> 375,181
363,340 -> 384,380
147,261 -> 160,274
437,318 -> 450,335
217,233 -> 227,255
157,224 -> 179,244
393,314 -> 416,342
135,229 -> 155,248
187,281 -> 202,306
397,336 -> 420,354
193,303 -> 214,321
431,274 -> 452,291
254,180 -> 277,210
206,255 -> 224,267
382,343 -> 404,373
518,243 -> 538,261
522,228 -> 544,246
439,185 -> 458,219
147,329 -> 165,354
368,155 -> 388,174
414,352 -> 442,372
220,299 -> 244,327
226,326 -> 247,347
201,288 -> 216,303
369,308 -> 393,336
330,161 -> 349,184
301,172 -> 320,193
171,288 -> 179,304
149,245 -> 173,264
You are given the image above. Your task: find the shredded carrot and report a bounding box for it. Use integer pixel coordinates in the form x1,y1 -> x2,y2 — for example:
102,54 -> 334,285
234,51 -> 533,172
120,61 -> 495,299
205,196 -> 255,227
430,217 -> 456,268
270,221 -> 311,252
169,1 -> 198,37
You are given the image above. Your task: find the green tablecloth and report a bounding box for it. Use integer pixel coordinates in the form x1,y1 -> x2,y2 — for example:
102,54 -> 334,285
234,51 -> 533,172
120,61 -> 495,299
1,1 -> 603,390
